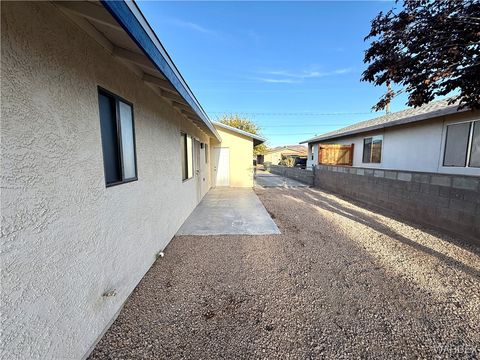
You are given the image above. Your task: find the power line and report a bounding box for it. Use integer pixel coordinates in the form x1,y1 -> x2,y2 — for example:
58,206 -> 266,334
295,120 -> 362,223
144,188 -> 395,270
262,133 -> 321,136
259,124 -> 353,128
208,111 -> 372,116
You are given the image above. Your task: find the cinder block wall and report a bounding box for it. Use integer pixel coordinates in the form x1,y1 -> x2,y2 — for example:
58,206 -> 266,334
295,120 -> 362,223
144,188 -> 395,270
314,165 -> 480,240
269,165 -> 314,185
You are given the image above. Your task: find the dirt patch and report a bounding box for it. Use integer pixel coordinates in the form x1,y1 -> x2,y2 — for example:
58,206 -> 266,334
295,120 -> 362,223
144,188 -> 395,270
89,187 -> 480,359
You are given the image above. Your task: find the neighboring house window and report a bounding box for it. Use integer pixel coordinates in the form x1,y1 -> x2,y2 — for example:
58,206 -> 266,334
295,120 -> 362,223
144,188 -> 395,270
309,144 -> 314,160
205,143 -> 209,163
180,132 -> 194,180
443,120 -> 480,168
98,88 -> 137,186
362,135 -> 382,163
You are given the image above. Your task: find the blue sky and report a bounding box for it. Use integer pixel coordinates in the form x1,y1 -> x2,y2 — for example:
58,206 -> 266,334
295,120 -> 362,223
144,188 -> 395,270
138,1 -> 408,147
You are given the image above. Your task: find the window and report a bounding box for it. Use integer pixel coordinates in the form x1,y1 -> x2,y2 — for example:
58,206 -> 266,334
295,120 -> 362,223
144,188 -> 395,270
443,120 -> 480,168
205,143 -> 209,163
470,121 -> 480,167
181,132 -> 194,180
362,135 -> 382,163
98,88 -> 137,186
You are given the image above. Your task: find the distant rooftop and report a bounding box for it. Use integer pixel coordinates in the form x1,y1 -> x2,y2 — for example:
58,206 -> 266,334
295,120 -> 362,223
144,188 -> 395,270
266,145 -> 307,155
300,98 -> 467,144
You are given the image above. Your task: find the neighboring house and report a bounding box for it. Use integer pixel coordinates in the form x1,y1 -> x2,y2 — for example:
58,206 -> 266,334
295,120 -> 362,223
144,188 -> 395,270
259,145 -> 308,165
1,2 -> 264,360
300,99 -> 479,239
301,99 -> 480,176
212,122 -> 266,187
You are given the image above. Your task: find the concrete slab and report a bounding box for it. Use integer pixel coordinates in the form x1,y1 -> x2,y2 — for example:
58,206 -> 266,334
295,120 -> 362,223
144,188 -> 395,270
255,173 -> 310,188
176,188 -> 280,235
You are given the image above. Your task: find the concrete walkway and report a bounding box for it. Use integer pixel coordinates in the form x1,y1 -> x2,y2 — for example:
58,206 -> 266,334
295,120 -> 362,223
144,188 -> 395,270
255,171 -> 310,188
176,187 -> 280,235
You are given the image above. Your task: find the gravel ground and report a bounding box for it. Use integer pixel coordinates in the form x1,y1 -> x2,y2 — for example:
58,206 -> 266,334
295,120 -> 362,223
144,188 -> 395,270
89,187 -> 480,359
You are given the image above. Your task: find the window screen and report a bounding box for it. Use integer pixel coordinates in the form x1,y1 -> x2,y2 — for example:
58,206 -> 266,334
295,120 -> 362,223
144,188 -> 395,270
98,89 -> 137,186
181,133 -> 194,180
181,133 -> 187,180
186,135 -> 193,178
119,101 -> 136,180
363,138 -> 372,163
469,121 -> 480,168
371,137 -> 382,163
443,122 -> 470,167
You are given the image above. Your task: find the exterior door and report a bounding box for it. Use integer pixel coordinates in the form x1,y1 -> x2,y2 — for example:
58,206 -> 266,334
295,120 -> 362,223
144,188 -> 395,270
194,140 -> 201,201
213,147 -> 230,187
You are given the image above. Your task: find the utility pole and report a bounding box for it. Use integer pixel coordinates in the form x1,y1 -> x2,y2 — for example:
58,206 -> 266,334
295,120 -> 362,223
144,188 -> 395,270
385,81 -> 392,114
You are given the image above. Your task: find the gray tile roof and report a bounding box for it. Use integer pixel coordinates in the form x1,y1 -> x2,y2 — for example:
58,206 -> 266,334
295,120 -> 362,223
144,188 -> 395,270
300,98 -> 466,144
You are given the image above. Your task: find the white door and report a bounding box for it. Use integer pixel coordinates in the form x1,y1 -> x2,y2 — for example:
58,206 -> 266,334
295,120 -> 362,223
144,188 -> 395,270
213,147 -> 230,187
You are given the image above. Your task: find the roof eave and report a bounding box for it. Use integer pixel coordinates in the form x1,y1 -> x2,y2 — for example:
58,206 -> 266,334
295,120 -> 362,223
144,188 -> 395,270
100,0 -> 221,141
300,105 -> 467,144
213,122 -> 266,145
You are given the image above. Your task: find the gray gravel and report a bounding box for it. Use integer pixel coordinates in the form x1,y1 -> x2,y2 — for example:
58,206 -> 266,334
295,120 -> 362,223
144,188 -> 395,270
89,187 -> 480,359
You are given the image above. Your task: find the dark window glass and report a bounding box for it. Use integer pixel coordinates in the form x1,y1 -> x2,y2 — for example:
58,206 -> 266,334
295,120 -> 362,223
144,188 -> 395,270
98,93 -> 121,184
98,89 -> 137,186
443,122 -> 470,167
469,121 -> 480,168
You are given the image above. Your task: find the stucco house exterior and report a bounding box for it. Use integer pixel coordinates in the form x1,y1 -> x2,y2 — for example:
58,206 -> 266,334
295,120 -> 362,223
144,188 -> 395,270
212,122 -> 266,187
299,99 -> 479,239
1,2 -> 264,359
259,145 -> 308,165
301,99 -> 480,176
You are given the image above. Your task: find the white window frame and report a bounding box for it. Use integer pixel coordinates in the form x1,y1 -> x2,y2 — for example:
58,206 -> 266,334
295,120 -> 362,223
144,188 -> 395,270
181,132 -> 194,181
438,118 -> 480,175
362,135 -> 383,164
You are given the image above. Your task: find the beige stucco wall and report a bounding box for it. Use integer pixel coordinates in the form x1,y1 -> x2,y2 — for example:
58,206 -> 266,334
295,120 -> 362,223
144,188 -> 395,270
1,2 -> 211,359
264,149 -> 306,165
264,151 -> 282,165
211,126 -> 255,187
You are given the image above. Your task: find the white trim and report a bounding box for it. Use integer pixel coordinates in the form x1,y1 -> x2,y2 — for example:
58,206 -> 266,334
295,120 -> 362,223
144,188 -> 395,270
438,117 -> 480,175
213,122 -> 266,143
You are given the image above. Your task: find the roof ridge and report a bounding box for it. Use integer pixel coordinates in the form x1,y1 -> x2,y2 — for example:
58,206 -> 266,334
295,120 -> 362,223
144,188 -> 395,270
300,97 -> 462,144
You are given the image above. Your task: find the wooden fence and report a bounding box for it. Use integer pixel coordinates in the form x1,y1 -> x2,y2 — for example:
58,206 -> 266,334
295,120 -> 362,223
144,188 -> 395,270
318,144 -> 354,165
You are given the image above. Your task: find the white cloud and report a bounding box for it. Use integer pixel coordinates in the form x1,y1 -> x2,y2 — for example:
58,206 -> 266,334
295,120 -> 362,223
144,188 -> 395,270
255,77 -> 300,84
258,67 -> 352,82
169,18 -> 217,36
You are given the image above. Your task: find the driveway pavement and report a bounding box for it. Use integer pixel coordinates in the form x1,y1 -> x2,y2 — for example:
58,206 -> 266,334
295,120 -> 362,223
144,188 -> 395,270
177,187 -> 280,235
255,171 -> 309,188
89,187 -> 480,359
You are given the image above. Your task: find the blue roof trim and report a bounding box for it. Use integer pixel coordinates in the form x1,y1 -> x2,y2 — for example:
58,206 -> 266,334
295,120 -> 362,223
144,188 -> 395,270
100,0 -> 218,139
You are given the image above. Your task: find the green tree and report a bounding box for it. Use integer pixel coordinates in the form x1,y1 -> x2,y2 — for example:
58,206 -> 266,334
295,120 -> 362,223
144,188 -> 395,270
218,114 -> 267,156
362,0 -> 480,110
